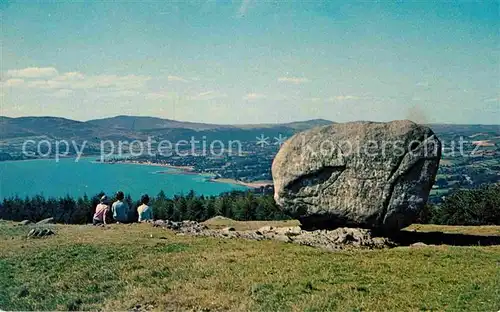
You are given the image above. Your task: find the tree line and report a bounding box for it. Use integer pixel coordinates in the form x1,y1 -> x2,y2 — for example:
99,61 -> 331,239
1,184 -> 498,226
0,190 -> 289,224
417,183 -> 500,226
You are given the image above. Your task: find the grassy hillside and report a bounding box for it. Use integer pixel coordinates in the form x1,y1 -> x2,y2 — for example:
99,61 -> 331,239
1,221 -> 499,311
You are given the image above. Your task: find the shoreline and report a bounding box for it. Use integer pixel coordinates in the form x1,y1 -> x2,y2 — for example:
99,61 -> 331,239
101,160 -> 272,188
209,178 -> 273,189
97,160 -> 195,172
98,160 -> 273,188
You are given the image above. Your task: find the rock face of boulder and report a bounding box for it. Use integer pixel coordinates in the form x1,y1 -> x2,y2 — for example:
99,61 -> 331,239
272,120 -> 441,231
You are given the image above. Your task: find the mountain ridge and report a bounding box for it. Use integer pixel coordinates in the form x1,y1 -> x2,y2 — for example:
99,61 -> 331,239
86,115 -> 334,131
1,115 -> 499,143
0,116 -> 335,145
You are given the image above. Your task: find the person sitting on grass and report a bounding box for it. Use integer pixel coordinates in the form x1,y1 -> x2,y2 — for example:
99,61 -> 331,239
111,191 -> 129,223
93,195 -> 109,225
137,194 -> 153,222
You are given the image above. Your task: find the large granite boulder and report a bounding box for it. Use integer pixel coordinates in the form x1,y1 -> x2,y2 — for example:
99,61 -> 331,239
272,120 -> 441,231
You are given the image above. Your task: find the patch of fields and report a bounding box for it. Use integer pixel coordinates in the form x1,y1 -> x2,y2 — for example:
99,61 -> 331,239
0,221 -> 499,311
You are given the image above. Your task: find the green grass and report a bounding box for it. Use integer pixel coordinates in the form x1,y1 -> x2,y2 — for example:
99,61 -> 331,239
0,222 -> 499,311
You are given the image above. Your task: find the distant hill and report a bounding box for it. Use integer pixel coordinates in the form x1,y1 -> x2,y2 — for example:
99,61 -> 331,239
87,115 -> 234,131
1,115 -> 499,150
86,115 -> 332,131
0,116 -> 145,141
0,116 -> 334,154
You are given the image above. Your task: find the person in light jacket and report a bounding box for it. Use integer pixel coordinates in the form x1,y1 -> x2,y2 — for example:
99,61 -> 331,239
137,194 -> 153,222
111,191 -> 129,223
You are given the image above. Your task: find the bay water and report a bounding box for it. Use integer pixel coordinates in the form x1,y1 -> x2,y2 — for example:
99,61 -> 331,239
0,158 -> 247,200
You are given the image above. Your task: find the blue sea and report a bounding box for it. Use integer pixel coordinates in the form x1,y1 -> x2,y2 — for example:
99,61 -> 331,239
0,158 -> 248,200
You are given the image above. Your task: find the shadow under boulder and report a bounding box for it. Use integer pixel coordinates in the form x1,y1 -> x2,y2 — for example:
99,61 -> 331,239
387,230 -> 500,247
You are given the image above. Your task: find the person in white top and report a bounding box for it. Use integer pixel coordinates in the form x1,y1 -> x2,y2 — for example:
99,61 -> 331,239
137,194 -> 153,222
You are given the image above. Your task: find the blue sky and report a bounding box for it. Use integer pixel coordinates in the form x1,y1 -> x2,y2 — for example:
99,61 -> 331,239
1,0 -> 499,124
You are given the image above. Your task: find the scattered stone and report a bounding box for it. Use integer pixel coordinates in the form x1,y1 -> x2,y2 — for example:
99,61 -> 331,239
27,228 -> 55,238
36,217 -> 55,225
275,226 -> 302,237
152,220 -> 166,227
18,220 -> 32,226
273,234 -> 291,243
153,219 -> 208,234
153,219 -> 396,251
410,242 -> 428,248
129,302 -> 155,312
257,225 -> 274,234
292,227 -> 395,251
272,120 -> 441,231
205,215 -> 235,222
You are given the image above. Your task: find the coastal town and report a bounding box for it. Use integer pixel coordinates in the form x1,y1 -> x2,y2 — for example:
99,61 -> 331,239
96,125 -> 500,202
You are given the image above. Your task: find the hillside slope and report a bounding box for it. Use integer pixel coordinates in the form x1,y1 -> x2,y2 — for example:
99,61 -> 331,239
0,116 -> 145,141
86,115 -> 235,131
0,221 -> 499,311
86,115 -> 333,131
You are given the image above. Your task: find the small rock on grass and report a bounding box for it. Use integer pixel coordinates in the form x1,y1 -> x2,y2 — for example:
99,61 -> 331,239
410,242 -> 428,248
36,217 -> 55,225
27,228 -> 55,238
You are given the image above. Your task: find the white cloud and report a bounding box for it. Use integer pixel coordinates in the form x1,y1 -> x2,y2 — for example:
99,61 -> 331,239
190,90 -> 227,100
4,78 -> 25,87
24,73 -> 150,91
167,75 -> 189,83
54,72 -> 85,81
329,95 -> 360,101
74,74 -> 150,90
483,97 -> 499,103
50,89 -> 74,98
308,97 -> 322,102
242,93 -> 266,100
416,81 -> 430,87
26,79 -> 65,89
145,91 -> 178,100
103,90 -> 141,98
5,67 -> 150,92
278,77 -> 310,84
7,67 -> 58,78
